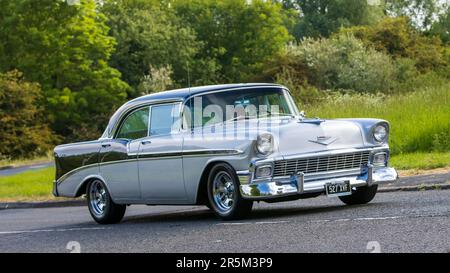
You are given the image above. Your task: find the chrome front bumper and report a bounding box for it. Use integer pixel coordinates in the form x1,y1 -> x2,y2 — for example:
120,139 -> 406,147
238,166 -> 398,200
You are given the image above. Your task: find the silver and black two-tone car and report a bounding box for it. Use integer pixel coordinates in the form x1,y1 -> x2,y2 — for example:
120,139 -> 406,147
53,83 -> 398,224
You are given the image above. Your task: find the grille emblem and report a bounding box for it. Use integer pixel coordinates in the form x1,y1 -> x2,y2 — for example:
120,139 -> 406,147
309,136 -> 338,145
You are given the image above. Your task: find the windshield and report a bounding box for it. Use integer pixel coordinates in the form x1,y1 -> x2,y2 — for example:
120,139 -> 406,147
184,87 -> 299,128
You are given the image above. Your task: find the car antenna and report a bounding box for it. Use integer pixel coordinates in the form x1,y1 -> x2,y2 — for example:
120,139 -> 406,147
187,61 -> 191,96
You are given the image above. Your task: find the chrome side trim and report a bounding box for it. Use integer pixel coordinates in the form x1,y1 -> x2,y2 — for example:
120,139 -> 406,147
56,163 -> 99,184
56,149 -> 244,184
182,149 -> 244,157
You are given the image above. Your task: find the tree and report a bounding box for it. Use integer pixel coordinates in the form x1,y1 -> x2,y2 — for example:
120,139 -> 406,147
0,0 -> 129,141
342,17 -> 445,71
138,65 -> 174,95
0,71 -> 56,159
101,0 -> 218,95
278,0 -> 386,40
386,0 -> 447,31
173,0 -> 292,82
430,6 -> 450,44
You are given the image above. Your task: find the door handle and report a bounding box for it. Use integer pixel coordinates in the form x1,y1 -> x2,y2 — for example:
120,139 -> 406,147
101,144 -> 111,148
141,140 -> 152,145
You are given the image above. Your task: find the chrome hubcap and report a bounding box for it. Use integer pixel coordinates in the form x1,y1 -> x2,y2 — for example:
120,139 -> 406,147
89,180 -> 107,216
213,171 -> 235,212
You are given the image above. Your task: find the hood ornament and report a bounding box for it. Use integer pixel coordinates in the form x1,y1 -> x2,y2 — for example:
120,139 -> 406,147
309,136 -> 338,145
297,111 -> 325,125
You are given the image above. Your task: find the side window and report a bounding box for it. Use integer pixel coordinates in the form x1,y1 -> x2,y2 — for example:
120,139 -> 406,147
116,107 -> 149,140
149,103 -> 180,136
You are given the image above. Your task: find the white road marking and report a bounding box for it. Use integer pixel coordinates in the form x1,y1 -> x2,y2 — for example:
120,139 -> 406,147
216,220 -> 290,226
29,165 -> 47,169
0,227 -> 108,235
255,220 -> 290,225
311,215 -> 408,223
353,216 -> 406,221
216,222 -> 252,226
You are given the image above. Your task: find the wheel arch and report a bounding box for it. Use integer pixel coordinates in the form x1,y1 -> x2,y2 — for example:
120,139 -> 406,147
195,160 -> 236,205
75,175 -> 109,198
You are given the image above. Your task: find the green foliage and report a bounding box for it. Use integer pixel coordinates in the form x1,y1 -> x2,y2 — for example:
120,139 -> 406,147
0,0 -> 448,163
173,0 -> 292,82
281,0 -> 385,40
101,0 -> 216,95
272,34 -> 397,93
386,0 -> 447,31
138,65 -> 174,95
0,0 -> 129,140
0,71 -> 56,159
342,17 -> 446,71
303,82 -> 450,155
429,6 -> 450,44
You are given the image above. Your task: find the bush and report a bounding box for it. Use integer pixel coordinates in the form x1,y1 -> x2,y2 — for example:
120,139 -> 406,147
342,17 -> 446,72
273,66 -> 326,105
271,34 -> 397,93
0,71 -> 57,159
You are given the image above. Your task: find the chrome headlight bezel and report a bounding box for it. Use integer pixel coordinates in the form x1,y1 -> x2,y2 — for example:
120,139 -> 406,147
372,124 -> 388,143
256,133 -> 274,156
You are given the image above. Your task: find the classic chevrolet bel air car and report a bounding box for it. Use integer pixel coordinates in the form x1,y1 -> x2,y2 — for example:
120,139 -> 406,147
53,83 -> 398,224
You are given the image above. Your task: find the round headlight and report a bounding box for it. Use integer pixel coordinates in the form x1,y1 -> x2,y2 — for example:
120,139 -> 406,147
373,125 -> 387,143
256,133 -> 273,155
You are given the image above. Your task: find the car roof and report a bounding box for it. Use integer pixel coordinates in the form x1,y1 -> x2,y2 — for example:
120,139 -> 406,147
127,83 -> 284,105
102,83 -> 285,138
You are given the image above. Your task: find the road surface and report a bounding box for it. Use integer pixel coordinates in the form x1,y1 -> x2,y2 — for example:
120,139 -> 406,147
0,189 -> 448,253
0,162 -> 53,176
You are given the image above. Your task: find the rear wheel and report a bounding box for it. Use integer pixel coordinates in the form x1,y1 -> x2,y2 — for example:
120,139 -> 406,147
207,163 -> 253,220
87,179 -> 126,224
339,185 -> 378,205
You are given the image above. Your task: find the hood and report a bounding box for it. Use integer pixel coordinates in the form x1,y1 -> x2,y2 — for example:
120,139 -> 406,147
195,117 -> 368,156
272,118 -> 364,156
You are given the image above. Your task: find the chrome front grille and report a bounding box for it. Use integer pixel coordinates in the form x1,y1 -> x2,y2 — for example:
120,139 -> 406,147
273,151 -> 370,177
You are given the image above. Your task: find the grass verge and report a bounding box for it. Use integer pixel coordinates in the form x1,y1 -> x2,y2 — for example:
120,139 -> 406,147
390,152 -> 450,170
0,167 -> 55,202
304,83 -> 450,155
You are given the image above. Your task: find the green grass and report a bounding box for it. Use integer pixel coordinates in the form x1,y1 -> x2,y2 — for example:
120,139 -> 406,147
0,167 -> 55,202
304,82 -> 450,155
390,152 -> 450,170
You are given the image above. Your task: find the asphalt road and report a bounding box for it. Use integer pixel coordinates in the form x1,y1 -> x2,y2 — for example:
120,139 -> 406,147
0,190 -> 449,253
0,162 -> 53,176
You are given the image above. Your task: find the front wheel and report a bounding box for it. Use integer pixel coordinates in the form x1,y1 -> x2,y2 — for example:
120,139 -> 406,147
207,163 -> 253,220
87,179 -> 126,224
339,185 -> 378,205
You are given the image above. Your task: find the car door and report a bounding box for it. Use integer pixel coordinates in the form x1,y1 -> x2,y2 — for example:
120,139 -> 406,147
99,106 -> 150,202
138,102 -> 186,203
